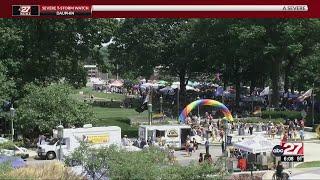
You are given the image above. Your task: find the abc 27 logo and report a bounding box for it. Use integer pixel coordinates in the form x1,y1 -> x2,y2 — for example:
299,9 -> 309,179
12,5 -> 40,16
272,142 -> 304,162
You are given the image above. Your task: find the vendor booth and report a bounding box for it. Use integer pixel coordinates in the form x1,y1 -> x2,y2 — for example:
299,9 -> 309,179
232,135 -> 278,171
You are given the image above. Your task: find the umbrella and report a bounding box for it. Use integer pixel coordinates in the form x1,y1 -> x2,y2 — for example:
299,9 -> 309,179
140,83 -> 159,90
160,86 -> 175,95
186,85 -> 195,91
158,80 -> 168,85
170,82 -> 180,89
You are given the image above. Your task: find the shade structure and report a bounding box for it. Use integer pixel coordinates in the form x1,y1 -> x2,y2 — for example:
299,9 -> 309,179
160,86 -> 175,95
234,135 -> 277,154
110,80 -> 123,87
140,83 -> 158,89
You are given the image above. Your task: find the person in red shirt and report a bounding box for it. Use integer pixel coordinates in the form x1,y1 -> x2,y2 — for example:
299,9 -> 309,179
282,132 -> 288,144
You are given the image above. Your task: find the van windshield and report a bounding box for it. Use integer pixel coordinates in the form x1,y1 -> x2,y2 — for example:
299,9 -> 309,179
48,138 -> 58,145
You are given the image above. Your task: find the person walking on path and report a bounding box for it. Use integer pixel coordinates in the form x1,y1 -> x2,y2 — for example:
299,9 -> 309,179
193,138 -> 198,151
249,124 -> 253,135
205,140 -> 210,154
219,129 -> 224,142
221,141 -> 225,154
188,141 -> 194,156
293,128 -> 298,141
198,153 -> 204,164
299,128 -> 304,141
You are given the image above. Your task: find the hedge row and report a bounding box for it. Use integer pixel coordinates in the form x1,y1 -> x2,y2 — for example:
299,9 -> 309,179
122,128 -> 138,138
91,100 -> 122,108
261,110 -> 302,120
237,118 -> 285,124
306,113 -> 320,127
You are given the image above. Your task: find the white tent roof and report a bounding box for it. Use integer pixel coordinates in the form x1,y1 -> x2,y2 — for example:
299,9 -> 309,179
234,135 -> 278,154
90,77 -> 105,85
110,80 -> 123,87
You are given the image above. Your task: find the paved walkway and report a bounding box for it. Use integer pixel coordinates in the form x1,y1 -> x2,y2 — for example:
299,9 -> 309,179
262,167 -> 320,180
175,144 -> 223,165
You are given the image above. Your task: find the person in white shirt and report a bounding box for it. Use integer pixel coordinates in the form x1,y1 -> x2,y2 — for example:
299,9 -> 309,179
122,135 -> 131,146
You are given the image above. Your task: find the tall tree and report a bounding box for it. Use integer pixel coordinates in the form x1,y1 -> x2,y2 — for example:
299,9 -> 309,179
0,19 -> 117,91
109,19 -> 208,107
261,19 -> 320,107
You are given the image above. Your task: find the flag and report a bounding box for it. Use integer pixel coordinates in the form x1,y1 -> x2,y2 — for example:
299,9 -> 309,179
297,89 -> 312,102
215,86 -> 224,96
135,94 -> 149,113
260,87 -> 270,96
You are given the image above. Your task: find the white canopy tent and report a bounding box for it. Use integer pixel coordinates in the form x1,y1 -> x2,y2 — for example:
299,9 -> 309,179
234,135 -> 278,154
171,82 -> 199,91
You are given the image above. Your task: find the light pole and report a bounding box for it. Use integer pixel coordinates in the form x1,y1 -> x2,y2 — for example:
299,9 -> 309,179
10,106 -> 15,141
160,96 -> 163,122
312,83 -> 315,126
177,88 -> 180,121
197,96 -> 200,118
57,124 -> 64,161
224,118 -> 228,152
148,103 -> 153,125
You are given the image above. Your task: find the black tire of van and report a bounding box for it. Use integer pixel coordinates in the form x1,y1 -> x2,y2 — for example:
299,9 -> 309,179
46,151 -> 56,160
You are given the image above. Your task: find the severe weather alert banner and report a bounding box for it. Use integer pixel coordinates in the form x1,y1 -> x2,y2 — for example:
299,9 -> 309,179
1,0 -> 320,17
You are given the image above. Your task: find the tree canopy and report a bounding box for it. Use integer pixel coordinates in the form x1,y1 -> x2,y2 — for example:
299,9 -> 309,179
17,84 -> 94,138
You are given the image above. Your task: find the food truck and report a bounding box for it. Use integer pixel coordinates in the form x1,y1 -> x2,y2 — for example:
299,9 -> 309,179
138,125 -> 191,149
37,125 -> 121,160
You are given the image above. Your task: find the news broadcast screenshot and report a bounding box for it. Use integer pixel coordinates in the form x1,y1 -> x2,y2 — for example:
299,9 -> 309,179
0,0 -> 319,179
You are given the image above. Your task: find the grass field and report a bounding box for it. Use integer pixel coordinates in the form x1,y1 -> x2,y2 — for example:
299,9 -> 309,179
91,107 -> 175,137
296,161 -> 320,168
92,107 -> 148,137
74,87 -> 126,101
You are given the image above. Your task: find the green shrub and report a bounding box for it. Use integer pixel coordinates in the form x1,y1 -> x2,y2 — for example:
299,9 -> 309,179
238,118 -> 284,124
0,162 -> 12,176
122,128 -> 138,138
66,144 -> 225,180
92,100 -> 122,108
0,141 -> 16,150
261,111 -> 302,120
306,113 -> 320,127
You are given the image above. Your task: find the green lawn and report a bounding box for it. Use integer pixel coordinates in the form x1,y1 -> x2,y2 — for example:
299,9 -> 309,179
92,107 -> 149,137
74,87 -> 126,101
296,161 -> 320,168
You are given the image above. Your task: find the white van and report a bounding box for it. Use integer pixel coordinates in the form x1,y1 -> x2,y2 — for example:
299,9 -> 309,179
37,126 -> 121,160
138,125 -> 191,149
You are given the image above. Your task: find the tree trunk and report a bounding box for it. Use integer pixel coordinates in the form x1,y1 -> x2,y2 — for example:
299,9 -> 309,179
291,83 -> 295,94
235,78 -> 241,112
271,56 -> 280,108
250,80 -> 256,95
178,69 -> 188,113
284,71 -> 289,93
234,58 -> 241,111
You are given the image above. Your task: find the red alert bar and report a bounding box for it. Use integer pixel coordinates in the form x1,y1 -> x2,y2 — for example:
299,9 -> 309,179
40,5 -> 91,16
2,0 -> 320,18
92,5 -> 308,12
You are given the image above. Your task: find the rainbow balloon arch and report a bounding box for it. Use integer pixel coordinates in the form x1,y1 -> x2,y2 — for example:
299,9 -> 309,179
179,99 -> 234,123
